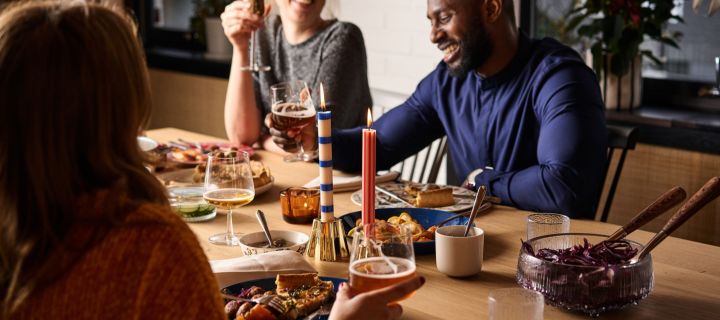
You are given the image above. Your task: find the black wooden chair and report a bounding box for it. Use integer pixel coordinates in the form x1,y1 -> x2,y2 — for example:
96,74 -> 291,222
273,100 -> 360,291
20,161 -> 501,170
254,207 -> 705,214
394,136 -> 448,184
597,124 -> 639,222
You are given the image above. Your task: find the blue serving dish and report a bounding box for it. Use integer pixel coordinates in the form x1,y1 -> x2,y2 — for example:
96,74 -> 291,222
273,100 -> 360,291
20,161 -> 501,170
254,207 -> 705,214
223,276 -> 346,320
338,207 -> 470,255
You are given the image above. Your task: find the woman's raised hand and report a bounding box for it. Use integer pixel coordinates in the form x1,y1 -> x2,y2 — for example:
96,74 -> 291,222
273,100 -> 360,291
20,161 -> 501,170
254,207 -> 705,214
220,1 -> 271,49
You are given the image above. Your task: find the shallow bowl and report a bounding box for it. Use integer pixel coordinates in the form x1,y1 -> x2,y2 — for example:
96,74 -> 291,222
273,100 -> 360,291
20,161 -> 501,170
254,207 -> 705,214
239,230 -> 309,256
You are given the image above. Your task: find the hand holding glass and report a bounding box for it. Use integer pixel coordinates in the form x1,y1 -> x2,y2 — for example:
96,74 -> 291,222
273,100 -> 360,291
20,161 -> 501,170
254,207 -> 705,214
270,80 -> 317,162
349,222 -> 417,301
204,150 -> 255,246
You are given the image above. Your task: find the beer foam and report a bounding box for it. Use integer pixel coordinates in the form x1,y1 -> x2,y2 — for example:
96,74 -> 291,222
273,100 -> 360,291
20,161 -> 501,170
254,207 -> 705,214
272,102 -> 316,117
350,257 -> 416,279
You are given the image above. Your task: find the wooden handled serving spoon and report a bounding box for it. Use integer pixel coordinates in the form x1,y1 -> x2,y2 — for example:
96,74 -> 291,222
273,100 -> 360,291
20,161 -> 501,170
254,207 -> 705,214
606,186 -> 687,241
634,176 -> 720,262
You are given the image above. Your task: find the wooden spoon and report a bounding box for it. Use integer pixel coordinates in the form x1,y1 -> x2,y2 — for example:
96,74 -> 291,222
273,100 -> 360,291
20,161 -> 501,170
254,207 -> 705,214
606,186 -> 687,241
635,176 -> 720,262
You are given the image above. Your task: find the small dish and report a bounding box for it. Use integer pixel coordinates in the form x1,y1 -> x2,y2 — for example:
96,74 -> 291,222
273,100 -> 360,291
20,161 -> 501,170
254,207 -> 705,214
338,207 -> 471,255
167,186 -> 216,222
239,230 -> 309,256
137,136 -> 158,151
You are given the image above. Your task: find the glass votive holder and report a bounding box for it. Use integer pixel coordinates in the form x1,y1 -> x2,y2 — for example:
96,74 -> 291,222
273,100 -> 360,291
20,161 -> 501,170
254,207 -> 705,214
488,288 -> 544,320
280,187 -> 320,224
526,213 -> 570,240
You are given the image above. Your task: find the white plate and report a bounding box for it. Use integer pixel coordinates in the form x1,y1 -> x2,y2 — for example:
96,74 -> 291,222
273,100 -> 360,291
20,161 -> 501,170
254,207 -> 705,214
138,136 -> 158,151
351,182 -> 475,212
157,169 -> 274,196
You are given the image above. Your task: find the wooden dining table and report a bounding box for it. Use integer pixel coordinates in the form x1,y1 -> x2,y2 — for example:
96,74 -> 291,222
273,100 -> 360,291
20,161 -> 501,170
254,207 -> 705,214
147,127 -> 720,319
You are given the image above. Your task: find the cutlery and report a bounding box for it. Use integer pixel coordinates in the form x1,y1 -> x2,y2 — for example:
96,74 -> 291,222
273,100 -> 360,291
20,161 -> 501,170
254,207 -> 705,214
221,292 -> 288,314
437,202 -> 492,227
255,210 -> 275,248
168,141 -> 189,150
606,186 -> 686,241
634,176 -> 720,262
375,185 -> 414,207
178,138 -> 205,153
463,186 -> 486,236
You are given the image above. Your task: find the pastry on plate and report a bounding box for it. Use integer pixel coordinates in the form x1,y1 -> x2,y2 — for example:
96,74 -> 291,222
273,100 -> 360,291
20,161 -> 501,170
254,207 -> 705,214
193,160 -> 272,188
415,187 -> 454,208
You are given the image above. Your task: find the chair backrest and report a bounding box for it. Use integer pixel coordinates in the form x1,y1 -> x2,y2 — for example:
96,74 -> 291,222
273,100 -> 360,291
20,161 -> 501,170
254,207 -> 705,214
371,88 -> 449,184
597,124 -> 639,222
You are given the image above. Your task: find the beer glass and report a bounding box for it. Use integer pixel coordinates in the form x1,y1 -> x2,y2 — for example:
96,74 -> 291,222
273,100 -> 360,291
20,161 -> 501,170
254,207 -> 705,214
349,222 -> 417,301
270,80 -> 317,162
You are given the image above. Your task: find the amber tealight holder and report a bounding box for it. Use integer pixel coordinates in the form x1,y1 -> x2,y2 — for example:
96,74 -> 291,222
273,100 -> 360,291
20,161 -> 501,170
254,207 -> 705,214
280,187 -> 320,224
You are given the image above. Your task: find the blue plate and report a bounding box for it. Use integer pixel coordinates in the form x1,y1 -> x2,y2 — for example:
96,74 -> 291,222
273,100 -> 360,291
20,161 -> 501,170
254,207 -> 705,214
222,276 -> 346,320
338,208 -> 470,255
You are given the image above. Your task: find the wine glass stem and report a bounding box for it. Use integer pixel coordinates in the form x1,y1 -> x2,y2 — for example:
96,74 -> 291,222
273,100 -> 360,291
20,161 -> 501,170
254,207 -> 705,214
249,31 -> 256,69
227,209 -> 235,239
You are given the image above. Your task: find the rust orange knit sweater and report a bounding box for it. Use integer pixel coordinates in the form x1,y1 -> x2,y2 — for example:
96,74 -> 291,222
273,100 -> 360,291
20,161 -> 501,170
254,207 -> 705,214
11,201 -> 225,319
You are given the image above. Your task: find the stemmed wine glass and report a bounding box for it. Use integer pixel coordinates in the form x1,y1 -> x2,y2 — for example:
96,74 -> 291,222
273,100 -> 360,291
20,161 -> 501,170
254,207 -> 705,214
349,222 -> 418,301
203,150 -> 255,246
241,0 -> 271,72
270,80 -> 317,162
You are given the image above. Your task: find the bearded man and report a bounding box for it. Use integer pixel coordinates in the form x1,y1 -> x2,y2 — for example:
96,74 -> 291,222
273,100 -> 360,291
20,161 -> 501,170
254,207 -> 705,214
270,0 -> 607,219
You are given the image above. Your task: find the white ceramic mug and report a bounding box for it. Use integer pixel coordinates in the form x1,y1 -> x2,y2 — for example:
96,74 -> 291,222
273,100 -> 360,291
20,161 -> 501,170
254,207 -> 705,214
435,225 -> 484,277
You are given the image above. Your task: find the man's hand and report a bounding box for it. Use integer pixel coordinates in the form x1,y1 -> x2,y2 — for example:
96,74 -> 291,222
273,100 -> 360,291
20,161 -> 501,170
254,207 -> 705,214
264,113 -> 317,155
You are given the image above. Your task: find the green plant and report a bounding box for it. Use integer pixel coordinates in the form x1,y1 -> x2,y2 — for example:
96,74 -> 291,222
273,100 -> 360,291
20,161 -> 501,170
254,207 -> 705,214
568,0 -> 683,78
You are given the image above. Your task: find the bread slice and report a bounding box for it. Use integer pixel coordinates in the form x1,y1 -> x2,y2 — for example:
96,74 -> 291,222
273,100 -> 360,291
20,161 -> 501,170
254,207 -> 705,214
415,187 -> 454,208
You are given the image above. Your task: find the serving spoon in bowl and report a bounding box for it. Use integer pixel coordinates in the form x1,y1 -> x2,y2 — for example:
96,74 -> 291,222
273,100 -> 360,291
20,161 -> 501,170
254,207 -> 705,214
633,176 -> 720,262
606,186 -> 687,241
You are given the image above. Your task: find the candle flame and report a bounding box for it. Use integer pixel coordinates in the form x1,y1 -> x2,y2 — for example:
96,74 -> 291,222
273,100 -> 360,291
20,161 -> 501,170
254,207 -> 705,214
367,109 -> 373,127
320,83 -> 326,111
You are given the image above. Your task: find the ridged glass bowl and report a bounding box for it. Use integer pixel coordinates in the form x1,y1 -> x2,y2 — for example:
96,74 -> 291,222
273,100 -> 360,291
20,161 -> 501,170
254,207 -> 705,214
516,233 -> 654,316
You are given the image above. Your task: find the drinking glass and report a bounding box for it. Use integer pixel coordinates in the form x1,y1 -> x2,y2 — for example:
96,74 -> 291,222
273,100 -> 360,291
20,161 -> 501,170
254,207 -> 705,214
240,0 -> 271,72
488,288 -> 544,320
204,150 -> 255,246
270,80 -> 317,162
349,222 -> 417,301
526,213 -> 570,240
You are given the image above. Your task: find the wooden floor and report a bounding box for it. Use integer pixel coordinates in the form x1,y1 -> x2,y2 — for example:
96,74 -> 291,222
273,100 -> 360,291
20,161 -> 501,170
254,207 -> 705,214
598,143 -> 720,245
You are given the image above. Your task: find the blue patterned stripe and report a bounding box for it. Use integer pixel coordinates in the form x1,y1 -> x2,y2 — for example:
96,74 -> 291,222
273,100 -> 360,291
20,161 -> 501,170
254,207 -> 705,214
319,160 -> 333,168
321,205 -> 334,213
318,136 -> 332,144
317,112 -> 332,120
320,184 -> 333,192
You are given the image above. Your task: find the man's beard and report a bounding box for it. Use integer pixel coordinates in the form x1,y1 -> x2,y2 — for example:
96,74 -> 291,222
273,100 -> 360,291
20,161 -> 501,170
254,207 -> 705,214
448,24 -> 492,77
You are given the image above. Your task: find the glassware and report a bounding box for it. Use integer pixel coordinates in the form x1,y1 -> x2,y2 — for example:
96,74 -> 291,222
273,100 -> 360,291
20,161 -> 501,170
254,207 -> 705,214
488,288 -> 544,320
280,187 -> 320,224
240,0 -> 271,72
204,150 -> 255,246
349,222 -> 417,301
270,80 -> 317,162
517,233 -> 654,317
526,213 -> 570,240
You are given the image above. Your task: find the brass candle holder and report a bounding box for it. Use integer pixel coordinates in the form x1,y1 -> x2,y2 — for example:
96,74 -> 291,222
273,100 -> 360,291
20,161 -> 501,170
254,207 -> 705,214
305,218 -> 349,262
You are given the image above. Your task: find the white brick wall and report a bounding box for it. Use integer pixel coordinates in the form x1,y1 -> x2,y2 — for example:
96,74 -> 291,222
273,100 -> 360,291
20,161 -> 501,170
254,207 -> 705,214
337,0 -> 441,95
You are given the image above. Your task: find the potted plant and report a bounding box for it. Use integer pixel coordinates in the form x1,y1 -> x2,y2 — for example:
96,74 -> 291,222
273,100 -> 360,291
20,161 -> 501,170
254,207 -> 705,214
192,0 -> 233,59
568,0 -> 684,110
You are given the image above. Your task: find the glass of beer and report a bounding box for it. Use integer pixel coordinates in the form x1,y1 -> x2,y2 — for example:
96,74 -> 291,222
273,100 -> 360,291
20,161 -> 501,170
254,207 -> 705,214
270,80 -> 317,162
349,222 -> 417,301
204,150 -> 255,246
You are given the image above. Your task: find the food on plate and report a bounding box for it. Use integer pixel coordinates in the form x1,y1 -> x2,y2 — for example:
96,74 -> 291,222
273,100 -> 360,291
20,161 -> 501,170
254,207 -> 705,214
169,147 -> 206,163
521,238 -> 638,266
350,211 -> 437,242
171,202 -> 215,218
403,183 -> 455,208
193,159 -> 272,188
223,273 -> 334,320
415,187 -> 454,208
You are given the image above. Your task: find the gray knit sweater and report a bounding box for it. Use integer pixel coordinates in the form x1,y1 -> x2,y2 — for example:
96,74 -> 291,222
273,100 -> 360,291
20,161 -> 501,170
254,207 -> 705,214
253,15 -> 372,130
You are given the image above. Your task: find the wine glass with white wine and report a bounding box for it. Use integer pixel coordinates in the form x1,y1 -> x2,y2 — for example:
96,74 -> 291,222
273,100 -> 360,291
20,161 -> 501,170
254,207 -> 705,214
204,150 -> 255,246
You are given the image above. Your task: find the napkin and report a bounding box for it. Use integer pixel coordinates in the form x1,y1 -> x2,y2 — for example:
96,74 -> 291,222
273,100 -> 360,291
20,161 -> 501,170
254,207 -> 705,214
303,170 -> 400,193
210,251 -> 316,288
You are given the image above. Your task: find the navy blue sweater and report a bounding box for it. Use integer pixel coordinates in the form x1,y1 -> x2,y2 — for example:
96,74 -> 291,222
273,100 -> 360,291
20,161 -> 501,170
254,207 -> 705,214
332,34 -> 607,219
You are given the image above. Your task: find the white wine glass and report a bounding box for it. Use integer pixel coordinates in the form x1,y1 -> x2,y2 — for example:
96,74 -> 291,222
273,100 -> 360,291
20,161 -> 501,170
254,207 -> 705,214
204,150 -> 255,246
349,222 -> 418,301
270,80 -> 317,162
240,0 -> 271,72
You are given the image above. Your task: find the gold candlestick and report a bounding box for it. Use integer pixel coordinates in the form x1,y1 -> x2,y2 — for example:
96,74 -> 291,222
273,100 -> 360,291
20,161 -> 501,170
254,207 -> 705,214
305,218 -> 349,262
